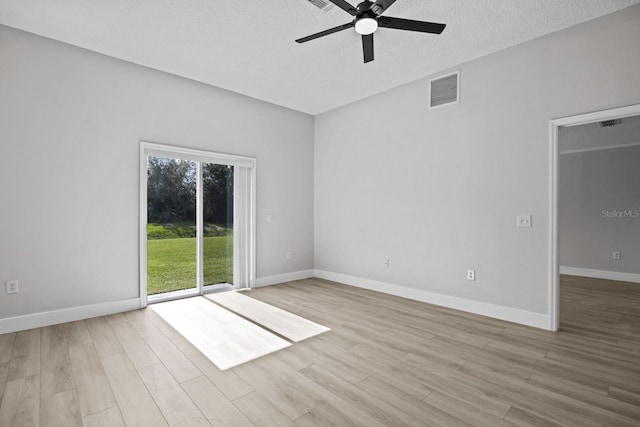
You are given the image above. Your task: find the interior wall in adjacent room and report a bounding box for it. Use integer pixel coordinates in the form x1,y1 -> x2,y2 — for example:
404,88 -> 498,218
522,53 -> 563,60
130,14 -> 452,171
559,145 -> 640,276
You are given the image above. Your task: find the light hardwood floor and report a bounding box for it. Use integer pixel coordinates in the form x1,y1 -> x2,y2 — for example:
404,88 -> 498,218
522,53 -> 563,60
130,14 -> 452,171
0,276 -> 639,426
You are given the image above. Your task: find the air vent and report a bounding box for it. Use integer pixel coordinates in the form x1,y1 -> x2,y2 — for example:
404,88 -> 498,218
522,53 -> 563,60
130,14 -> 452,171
429,71 -> 459,109
599,119 -> 621,128
306,0 -> 335,12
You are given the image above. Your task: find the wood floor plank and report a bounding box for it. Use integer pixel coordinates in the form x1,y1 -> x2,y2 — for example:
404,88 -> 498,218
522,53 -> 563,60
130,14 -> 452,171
181,346 -> 255,401
63,321 -> 93,345
67,342 -> 116,417
101,352 -> 168,427
609,385 -> 640,406
268,346 -> 313,372
477,332 -> 549,360
503,406 -> 564,427
502,327 -> 635,369
0,361 -> 7,403
290,337 -> 370,384
0,360 -> 7,383
7,328 -> 40,381
138,363 -> 211,427
85,317 -> 124,358
346,343 -> 434,400
40,389 -> 82,427
399,350 -> 466,372
232,356 -> 318,420
410,368 -> 513,419
0,375 -> 39,427
543,349 -> 640,393
443,365 -> 599,427
460,360 -> 640,427
528,373 -> 640,420
424,391 -> 516,427
142,307 -> 255,400
300,363 -> 426,427
81,406 -> 126,427
0,333 -> 16,363
241,350 -> 399,427
294,395 -> 389,427
435,332 -> 609,394
105,314 -> 159,370
181,375 -> 254,427
40,325 -> 75,397
449,346 -> 534,383
355,375 -> 471,427
232,391 -> 296,427
306,325 -> 370,352
126,310 -> 202,383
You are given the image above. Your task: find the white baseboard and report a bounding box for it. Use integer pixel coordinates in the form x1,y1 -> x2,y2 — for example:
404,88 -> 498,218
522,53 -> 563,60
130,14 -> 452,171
560,266 -> 640,283
254,270 -> 314,288
0,298 -> 141,334
314,269 -> 551,330
1,267 -> 555,333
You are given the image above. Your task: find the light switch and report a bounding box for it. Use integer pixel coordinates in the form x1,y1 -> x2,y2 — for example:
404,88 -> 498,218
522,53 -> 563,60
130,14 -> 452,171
517,215 -> 532,228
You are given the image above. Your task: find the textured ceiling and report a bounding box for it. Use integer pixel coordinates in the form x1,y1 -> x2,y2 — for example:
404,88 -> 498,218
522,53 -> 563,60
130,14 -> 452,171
1,0 -> 638,115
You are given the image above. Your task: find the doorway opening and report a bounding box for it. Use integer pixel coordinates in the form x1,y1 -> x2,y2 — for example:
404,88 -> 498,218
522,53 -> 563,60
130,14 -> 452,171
139,142 -> 255,306
549,103 -> 640,331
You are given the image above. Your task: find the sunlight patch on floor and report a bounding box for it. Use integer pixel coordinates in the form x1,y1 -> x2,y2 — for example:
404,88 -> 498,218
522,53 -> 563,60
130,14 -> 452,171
151,296 -> 291,370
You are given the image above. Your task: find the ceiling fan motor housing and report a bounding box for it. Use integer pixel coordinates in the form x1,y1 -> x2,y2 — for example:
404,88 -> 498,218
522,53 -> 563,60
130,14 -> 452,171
355,11 -> 379,34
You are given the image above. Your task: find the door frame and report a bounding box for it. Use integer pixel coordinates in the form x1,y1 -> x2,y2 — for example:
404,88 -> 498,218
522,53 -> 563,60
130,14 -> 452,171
139,141 -> 256,308
548,103 -> 640,331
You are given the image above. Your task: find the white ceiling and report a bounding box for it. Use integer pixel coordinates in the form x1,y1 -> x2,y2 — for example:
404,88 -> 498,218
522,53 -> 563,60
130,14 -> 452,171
1,0 -> 638,115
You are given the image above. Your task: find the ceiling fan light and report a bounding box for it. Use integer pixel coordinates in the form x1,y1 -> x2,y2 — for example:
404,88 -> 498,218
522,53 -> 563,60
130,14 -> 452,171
355,16 -> 378,35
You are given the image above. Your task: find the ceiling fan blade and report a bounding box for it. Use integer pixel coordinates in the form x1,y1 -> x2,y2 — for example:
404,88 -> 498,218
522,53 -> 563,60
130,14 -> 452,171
371,0 -> 397,15
295,22 -> 354,43
378,16 -> 446,34
362,34 -> 374,63
328,0 -> 359,16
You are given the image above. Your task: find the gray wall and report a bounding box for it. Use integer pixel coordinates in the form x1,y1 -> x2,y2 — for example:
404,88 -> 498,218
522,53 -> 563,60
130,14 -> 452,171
314,5 -> 640,316
0,26 -> 314,319
559,145 -> 640,274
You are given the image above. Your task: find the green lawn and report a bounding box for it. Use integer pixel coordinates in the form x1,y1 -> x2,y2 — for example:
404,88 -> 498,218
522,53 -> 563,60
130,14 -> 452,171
147,235 -> 233,295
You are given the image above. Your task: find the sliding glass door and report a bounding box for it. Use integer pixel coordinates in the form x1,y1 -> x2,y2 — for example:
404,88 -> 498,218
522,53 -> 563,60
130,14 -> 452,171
140,143 -> 255,305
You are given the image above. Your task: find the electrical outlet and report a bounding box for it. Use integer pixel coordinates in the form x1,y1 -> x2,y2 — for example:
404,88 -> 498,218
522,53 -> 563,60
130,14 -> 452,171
384,259 -> 390,268
467,270 -> 475,281
516,215 -> 532,228
286,250 -> 292,260
6,280 -> 19,294
613,251 -> 621,260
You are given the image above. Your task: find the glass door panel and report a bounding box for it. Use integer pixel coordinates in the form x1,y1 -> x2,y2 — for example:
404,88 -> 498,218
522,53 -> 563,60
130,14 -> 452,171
202,163 -> 234,290
146,156 -> 197,296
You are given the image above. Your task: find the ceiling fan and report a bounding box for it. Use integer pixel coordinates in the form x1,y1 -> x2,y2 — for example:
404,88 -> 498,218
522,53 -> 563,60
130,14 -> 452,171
296,0 -> 446,63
